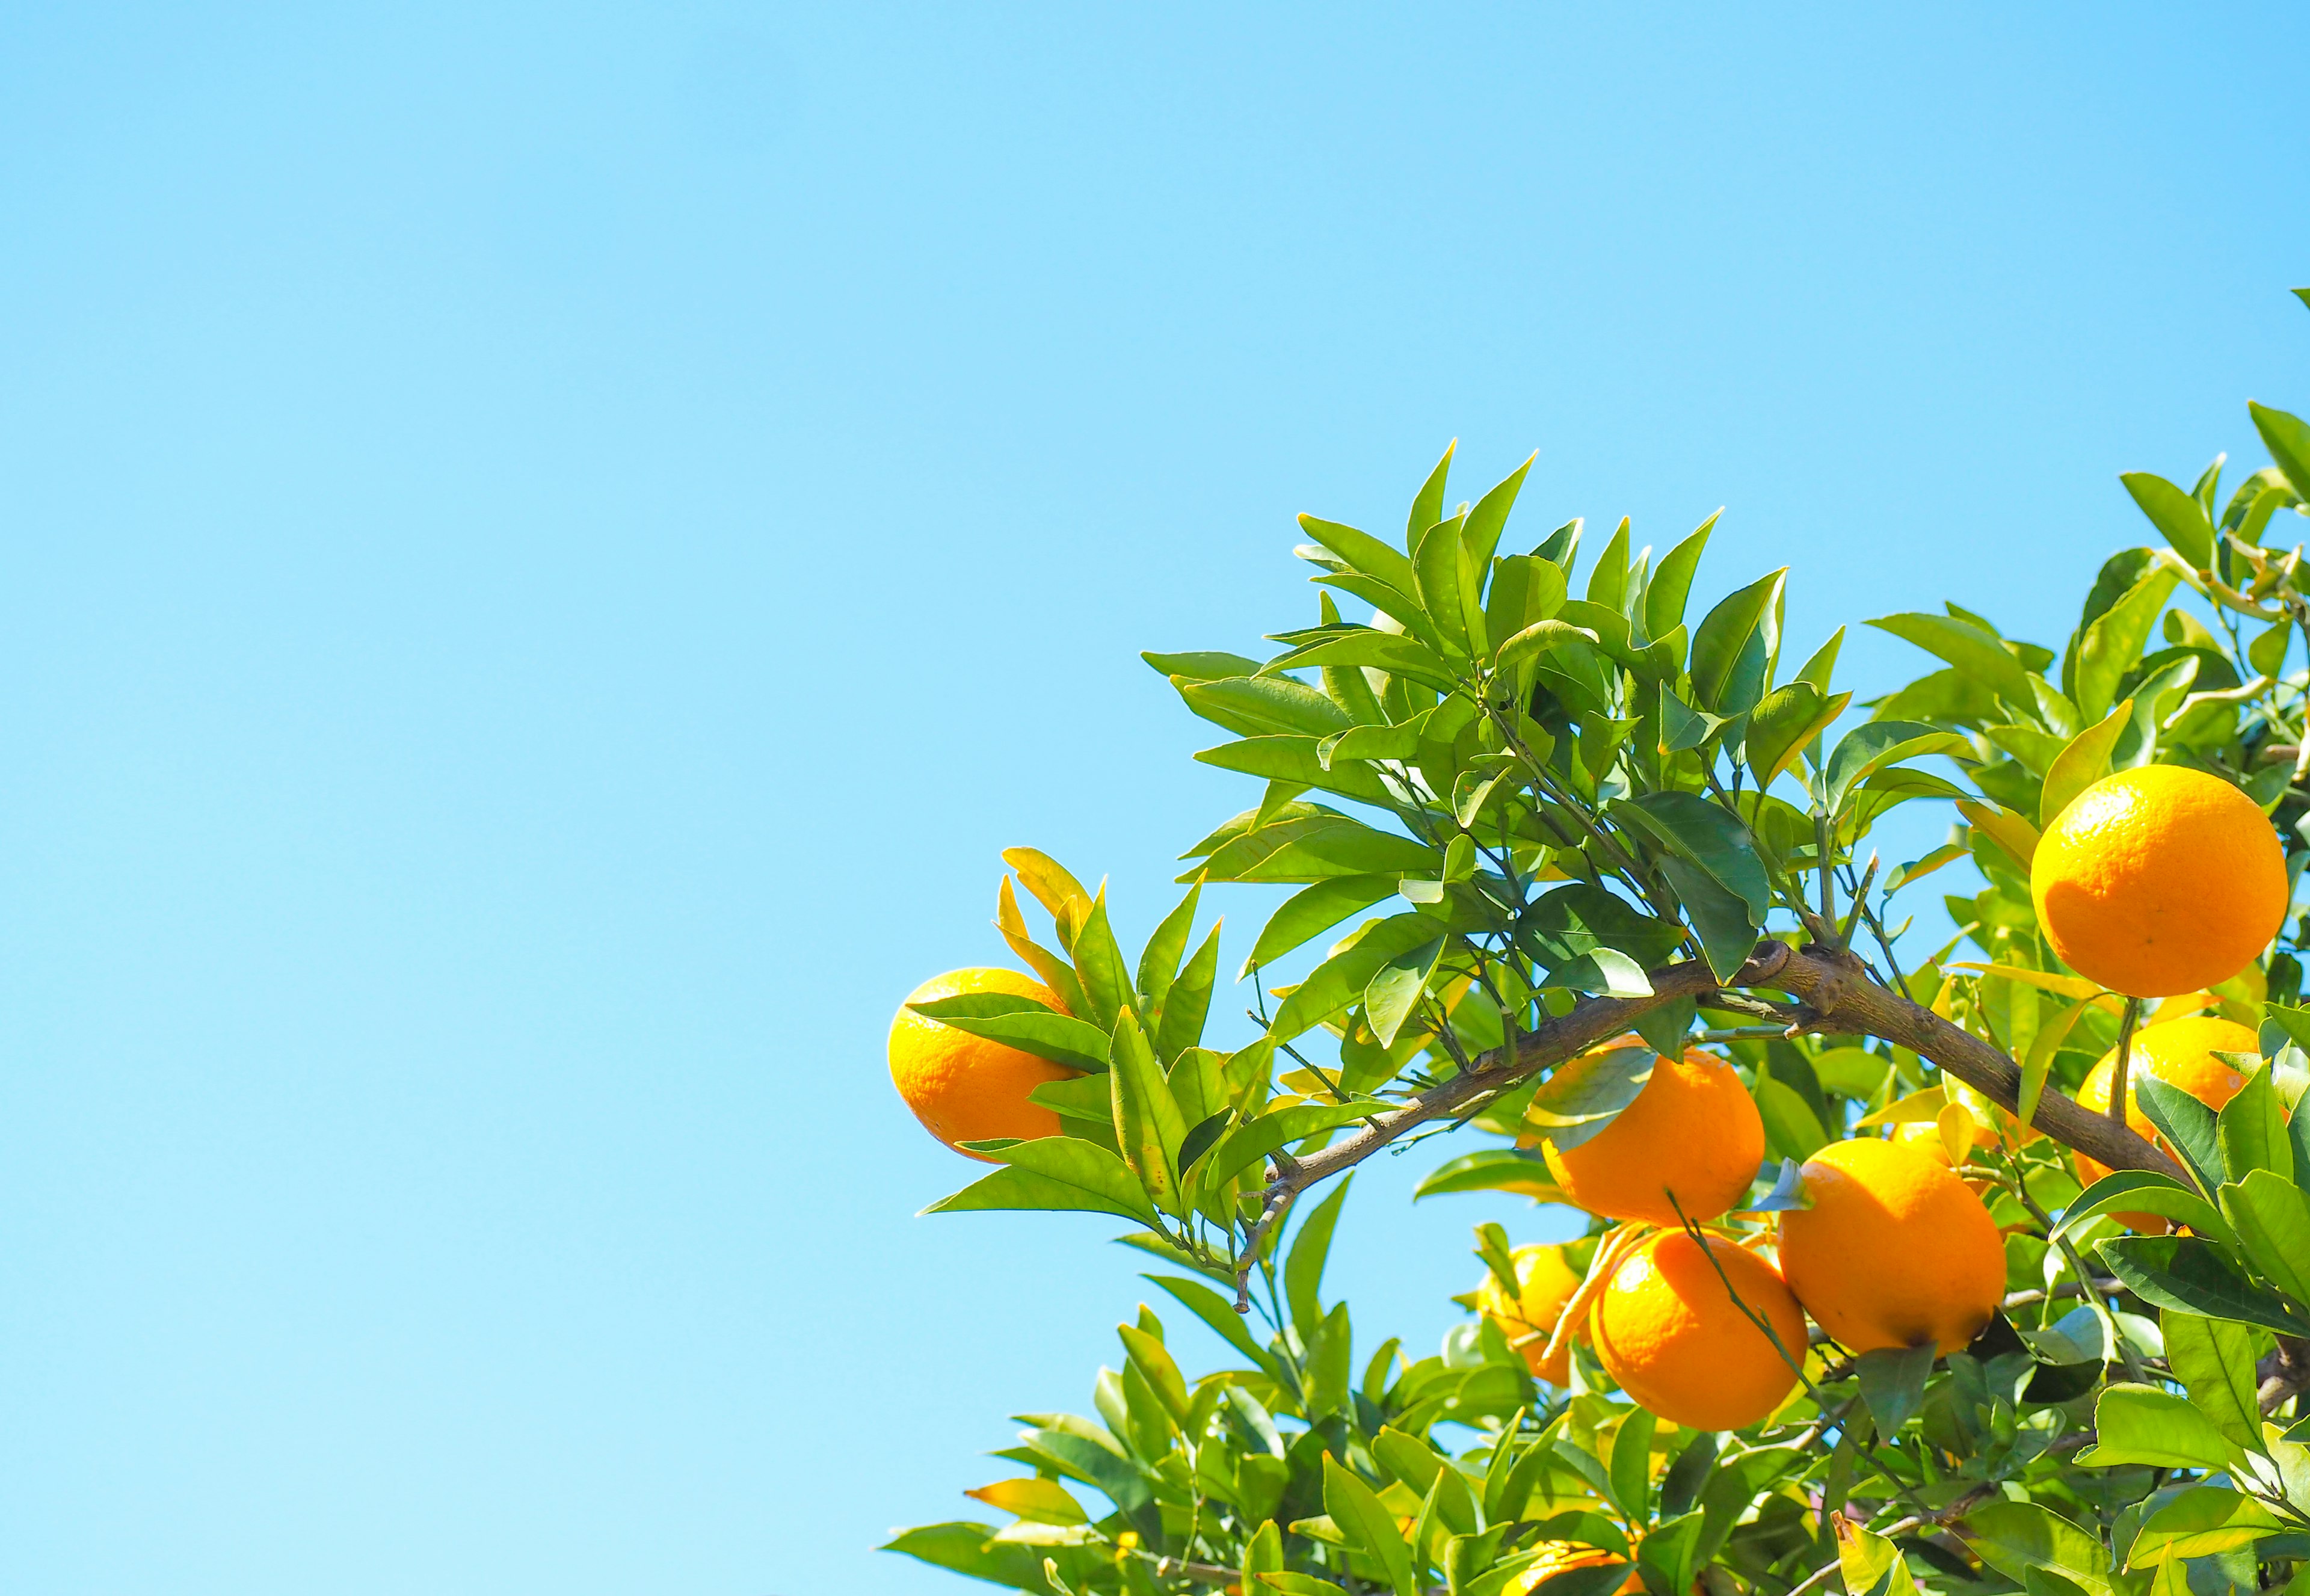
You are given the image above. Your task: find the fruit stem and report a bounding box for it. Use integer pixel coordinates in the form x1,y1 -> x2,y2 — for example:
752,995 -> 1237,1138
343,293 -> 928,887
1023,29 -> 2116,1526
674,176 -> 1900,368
2107,996 -> 2142,1134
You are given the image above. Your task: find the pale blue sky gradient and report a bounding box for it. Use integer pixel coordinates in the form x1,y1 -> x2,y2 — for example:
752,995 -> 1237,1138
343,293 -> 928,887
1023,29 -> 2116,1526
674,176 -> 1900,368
2,5 -> 2307,1593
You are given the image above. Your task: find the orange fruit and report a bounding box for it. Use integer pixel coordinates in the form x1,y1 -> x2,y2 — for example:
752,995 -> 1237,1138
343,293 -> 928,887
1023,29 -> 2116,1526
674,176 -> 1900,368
1536,1043 -> 1765,1226
2030,766 -> 2287,999
2073,1014 -> 2260,1223
1777,1138 -> 2004,1354
1590,1229 -> 1806,1430
1506,1545 -> 1640,1596
889,969 -> 1081,1159
1475,1242 -> 1583,1385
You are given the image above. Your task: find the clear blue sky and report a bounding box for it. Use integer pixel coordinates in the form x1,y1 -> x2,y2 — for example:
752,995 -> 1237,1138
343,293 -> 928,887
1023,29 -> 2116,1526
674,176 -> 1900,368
1,4 -> 2306,1592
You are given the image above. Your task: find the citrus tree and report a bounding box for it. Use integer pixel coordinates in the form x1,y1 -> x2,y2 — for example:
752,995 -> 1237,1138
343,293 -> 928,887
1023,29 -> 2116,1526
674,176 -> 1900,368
882,294 -> 2310,1596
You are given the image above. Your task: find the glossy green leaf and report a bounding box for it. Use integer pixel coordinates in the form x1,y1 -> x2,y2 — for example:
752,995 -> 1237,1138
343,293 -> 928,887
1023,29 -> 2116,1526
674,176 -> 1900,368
1748,682 -> 1850,789
1240,877 -> 1400,978
1261,629 -> 1460,692
2039,698 -> 2132,828
922,1136 -> 1161,1227
1297,513 -> 1420,598
2121,472 -> 2217,569
1268,911 -> 1443,1040
2160,1311 -> 2266,1449
2054,1171 -> 2233,1245
2136,1076 -> 2225,1196
2072,565 -> 2179,723
1869,610 -> 2036,707
1195,810 -> 1440,885
1109,1009 -> 1184,1215
2219,1169 -> 2310,1301
1142,649 -> 1261,681
1837,1517 -> 1920,1596
1154,922 -> 1221,1062
1609,1407 -> 1656,1521
1823,720 -> 1971,814
2217,1064 -> 2292,1185
2097,1235 -> 2310,1336
1755,1073 -> 1829,1161
1068,892 -> 1136,1031
1690,568 -> 1787,715
1364,935 -> 1447,1047
1616,790 -> 1770,920
1464,454 -> 1535,570
1658,857 -> 1758,983
1285,1178 -> 1352,1339
1145,1274 -> 1283,1379
1411,1148 -> 1565,1201
1206,1100 -> 1381,1189
1645,513 -> 1717,642
1484,553 -> 1569,652
1495,618 -> 1601,671
1322,1452 -> 1418,1596
1177,673 -> 1357,740
1134,884 -> 1200,1015
2250,401 -> 2310,502
2129,1487 -> 2288,1568
907,995 -> 1113,1072
880,1522 -> 1048,1588
2076,1382 -> 2233,1470
1856,1341 -> 1937,1434
1960,1501 -> 2113,1596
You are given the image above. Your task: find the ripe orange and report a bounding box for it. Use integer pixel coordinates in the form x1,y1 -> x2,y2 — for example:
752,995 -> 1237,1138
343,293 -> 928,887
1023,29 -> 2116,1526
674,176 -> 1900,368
1536,1043 -> 1766,1226
889,969 -> 1081,1160
1475,1242 -> 1583,1385
1777,1138 -> 2004,1354
2030,766 -> 2287,999
1590,1229 -> 1806,1431
2073,1014 -> 2260,1220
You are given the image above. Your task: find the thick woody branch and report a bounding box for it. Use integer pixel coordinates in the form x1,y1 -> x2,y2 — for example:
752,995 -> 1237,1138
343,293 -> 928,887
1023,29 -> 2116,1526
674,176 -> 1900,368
1246,939 -> 2182,1258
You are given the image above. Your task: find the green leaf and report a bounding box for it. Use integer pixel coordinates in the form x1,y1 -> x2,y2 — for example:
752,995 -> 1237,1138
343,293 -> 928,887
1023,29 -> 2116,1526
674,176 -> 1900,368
1109,1009 -> 1185,1215
1415,513 -> 1478,658
1960,1501 -> 2113,1596
2219,1169 -> 2310,1301
1178,674 -> 1355,740
2121,472 -> 2217,569
1585,517 -> 1631,611
2136,1076 -> 2225,1196
1524,1043 -> 1654,1153
1268,911 -> 1444,1041
2250,402 -> 2310,503
1755,1073 -> 1830,1161
1516,883 -> 1679,996
2218,1064 -> 2293,1185
1657,683 -> 1729,754
1322,1453 -> 1418,1596
2054,1171 -> 2234,1245
1257,1574 -> 1349,1596
1408,444 -> 1455,549
1795,626 -> 1845,692
1747,682 -> 1850,789
2160,1311 -> 2267,1449
908,994 -> 1115,1071
1195,810 -> 1440,885
2073,565 -> 2181,723
1690,568 -> 1788,715
1145,1274 -> 1283,1379
1484,553 -> 1569,652
1645,513 -> 1717,642
1464,454 -> 1535,570
1364,935 -> 1447,1047
1142,649 -> 1261,681
2097,1235 -> 2310,1336
1617,791 -> 1770,920
1136,884 -> 1201,1015
1155,923 -> 1222,1062
1823,720 -> 1972,815
2128,1487 -> 2289,1568
1856,1342 -> 1938,1434
923,1137 -> 1162,1227
2039,697 -> 2132,828
1286,1178 -> 1352,1338
1066,892 -> 1137,1032
1241,877 -> 1400,977
1838,1517 -> 1921,1596
1261,629 -> 1461,693
1495,618 -> 1601,671
1870,611 -> 2037,707
1412,1148 -> 1563,1201
1609,1407 -> 1656,1521
1662,858 -> 1760,984
1206,1101 -> 1380,1189
2076,1382 -> 2234,1470
1297,513 -> 1421,598
880,1521 -> 1048,1588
